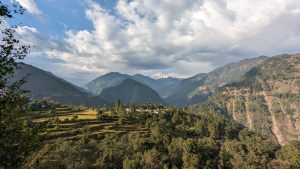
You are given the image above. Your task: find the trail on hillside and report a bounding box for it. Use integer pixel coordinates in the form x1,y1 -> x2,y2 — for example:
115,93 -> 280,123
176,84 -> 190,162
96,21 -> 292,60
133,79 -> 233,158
232,98 -> 237,121
262,91 -> 285,144
230,89 -> 238,121
245,93 -> 254,130
256,77 -> 284,144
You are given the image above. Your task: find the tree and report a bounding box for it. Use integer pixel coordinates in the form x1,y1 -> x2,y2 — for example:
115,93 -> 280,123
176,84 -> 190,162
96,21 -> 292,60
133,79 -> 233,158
114,98 -> 121,110
0,1 -> 41,168
276,141 -> 300,168
182,152 -> 200,169
48,107 -> 56,115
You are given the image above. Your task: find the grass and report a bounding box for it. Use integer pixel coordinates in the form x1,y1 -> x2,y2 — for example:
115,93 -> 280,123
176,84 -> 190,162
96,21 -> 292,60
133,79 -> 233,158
28,106 -> 149,142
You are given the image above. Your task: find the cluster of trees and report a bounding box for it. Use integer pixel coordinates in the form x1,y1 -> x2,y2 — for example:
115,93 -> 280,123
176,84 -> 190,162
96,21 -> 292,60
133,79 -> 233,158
28,99 -> 60,111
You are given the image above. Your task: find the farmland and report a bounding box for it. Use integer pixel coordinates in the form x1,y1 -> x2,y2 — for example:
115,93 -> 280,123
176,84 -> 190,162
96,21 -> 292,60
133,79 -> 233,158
26,104 -> 149,142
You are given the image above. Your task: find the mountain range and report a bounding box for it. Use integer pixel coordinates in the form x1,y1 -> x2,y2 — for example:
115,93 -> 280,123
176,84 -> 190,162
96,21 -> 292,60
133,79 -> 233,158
11,53 -> 300,145
12,55 -> 271,107
84,72 -> 180,98
165,56 -> 268,107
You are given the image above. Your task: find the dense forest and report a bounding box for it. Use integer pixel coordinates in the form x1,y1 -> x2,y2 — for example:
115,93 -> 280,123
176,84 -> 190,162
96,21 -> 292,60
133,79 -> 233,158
23,102 -> 300,168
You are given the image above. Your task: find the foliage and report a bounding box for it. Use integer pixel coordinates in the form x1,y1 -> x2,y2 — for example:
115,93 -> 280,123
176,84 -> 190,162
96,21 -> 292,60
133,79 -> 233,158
24,103 -> 300,169
275,141 -> 300,168
0,1 -> 42,168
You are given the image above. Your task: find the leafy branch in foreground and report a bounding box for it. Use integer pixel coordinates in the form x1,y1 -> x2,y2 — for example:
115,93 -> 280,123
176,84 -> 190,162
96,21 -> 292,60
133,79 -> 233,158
0,1 -> 41,168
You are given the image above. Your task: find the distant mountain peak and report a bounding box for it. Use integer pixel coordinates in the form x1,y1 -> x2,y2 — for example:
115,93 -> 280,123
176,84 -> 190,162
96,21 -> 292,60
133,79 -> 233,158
152,73 -> 178,79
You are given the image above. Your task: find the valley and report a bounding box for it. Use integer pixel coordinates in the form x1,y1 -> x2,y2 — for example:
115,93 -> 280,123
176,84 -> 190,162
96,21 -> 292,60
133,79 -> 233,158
11,54 -> 299,168
3,54 -> 300,168
2,1 -> 300,168
15,54 -> 300,146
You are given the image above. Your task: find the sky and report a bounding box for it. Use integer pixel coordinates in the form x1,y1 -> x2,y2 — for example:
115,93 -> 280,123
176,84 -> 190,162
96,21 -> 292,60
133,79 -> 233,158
5,0 -> 300,86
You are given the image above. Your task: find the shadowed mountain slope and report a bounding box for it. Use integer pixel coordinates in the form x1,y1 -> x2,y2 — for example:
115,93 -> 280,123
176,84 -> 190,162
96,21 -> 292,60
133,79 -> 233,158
12,64 -> 106,106
99,78 -> 165,105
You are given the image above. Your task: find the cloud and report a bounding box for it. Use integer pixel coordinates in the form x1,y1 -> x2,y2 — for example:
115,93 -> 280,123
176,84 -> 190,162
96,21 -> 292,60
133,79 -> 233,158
17,0 -> 300,85
14,0 -> 41,15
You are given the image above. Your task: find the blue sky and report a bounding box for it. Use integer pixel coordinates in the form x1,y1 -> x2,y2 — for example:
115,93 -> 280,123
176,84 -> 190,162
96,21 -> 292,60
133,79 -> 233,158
5,0 -> 300,86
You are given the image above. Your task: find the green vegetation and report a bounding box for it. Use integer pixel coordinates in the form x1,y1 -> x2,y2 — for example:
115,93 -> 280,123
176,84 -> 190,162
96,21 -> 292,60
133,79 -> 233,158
0,2 -> 42,168
16,101 -> 299,168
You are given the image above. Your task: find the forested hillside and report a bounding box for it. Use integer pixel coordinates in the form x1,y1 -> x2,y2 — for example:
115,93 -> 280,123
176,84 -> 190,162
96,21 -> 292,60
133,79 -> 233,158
190,54 -> 300,145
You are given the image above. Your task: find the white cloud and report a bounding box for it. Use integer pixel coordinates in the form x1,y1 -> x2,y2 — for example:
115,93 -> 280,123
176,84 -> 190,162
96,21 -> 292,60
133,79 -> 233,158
291,9 -> 300,15
18,0 -> 300,85
14,0 -> 41,15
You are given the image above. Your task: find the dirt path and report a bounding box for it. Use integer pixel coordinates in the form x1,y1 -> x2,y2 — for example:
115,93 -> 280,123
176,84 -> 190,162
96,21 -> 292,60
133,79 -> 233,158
245,93 -> 254,130
232,98 -> 237,121
262,91 -> 285,144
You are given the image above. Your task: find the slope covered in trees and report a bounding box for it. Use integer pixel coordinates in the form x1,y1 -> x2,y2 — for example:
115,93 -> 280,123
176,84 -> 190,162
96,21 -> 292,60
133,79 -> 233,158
24,103 -> 300,169
190,54 -> 300,145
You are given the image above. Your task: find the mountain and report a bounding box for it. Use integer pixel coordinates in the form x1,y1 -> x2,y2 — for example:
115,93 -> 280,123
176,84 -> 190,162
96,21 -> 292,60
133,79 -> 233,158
85,72 -> 181,98
99,78 -> 165,105
132,74 -> 181,98
166,56 -> 268,107
12,64 -> 106,106
85,72 -> 131,95
166,73 -> 208,106
155,77 -> 181,98
190,54 -> 300,144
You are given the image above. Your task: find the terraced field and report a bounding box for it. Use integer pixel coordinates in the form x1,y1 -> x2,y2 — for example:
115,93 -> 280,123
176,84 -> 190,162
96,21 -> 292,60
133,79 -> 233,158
27,106 -> 149,142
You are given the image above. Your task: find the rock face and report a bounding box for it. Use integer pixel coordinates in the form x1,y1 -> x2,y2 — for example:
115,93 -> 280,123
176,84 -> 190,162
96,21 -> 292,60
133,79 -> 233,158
12,64 -> 106,106
99,78 -> 165,105
191,54 -> 300,144
166,56 -> 268,107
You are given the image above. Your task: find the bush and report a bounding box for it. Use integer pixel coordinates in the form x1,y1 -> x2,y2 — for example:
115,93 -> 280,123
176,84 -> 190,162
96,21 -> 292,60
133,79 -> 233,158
71,114 -> 78,122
